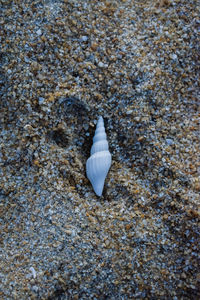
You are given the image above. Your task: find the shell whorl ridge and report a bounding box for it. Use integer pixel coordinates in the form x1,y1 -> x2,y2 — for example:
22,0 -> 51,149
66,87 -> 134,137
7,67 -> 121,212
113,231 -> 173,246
86,116 -> 111,196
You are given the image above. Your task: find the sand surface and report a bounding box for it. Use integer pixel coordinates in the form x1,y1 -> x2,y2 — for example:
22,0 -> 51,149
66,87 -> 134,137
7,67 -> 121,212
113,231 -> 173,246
0,0 -> 199,299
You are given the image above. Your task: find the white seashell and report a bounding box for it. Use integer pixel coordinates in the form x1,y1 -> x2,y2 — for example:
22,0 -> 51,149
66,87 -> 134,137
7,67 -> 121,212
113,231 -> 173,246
86,116 -> 111,196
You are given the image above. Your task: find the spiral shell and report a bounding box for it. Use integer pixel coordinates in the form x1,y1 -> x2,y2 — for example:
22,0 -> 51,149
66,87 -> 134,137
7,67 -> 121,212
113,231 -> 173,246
86,116 -> 111,196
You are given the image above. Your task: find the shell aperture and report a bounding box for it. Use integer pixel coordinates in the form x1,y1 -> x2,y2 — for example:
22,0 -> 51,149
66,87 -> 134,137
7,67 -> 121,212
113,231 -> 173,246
86,116 -> 111,196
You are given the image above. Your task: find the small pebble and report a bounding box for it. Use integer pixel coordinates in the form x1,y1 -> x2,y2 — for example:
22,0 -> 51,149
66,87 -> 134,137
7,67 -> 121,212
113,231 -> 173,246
166,138 -> 174,145
80,36 -> 88,42
36,29 -> 42,36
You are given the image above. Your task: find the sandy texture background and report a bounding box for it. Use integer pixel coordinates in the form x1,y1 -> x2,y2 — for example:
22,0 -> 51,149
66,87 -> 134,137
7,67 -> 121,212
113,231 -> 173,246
1,0 -> 200,299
